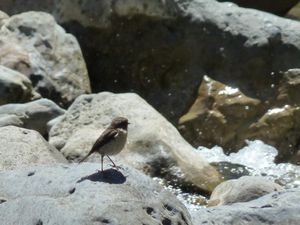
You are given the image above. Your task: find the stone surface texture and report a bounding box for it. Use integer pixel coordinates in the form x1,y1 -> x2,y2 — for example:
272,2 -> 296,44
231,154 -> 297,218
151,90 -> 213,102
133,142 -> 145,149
0,98 -> 65,135
0,65 -> 39,105
208,176 -> 283,206
0,11 -> 90,106
191,188 -> 300,225
0,126 -> 67,171
0,163 -> 192,225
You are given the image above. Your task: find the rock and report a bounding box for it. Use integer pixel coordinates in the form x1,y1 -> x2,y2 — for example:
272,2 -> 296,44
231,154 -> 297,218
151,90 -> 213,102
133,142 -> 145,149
244,105 -> 300,162
0,65 -> 40,105
0,11 -> 90,106
277,69 -> 300,105
178,76 -> 263,149
217,0 -> 299,16
0,163 -> 192,225
0,98 -> 65,135
49,92 -> 222,192
0,126 -> 67,171
191,188 -> 300,225
50,0 -> 300,123
287,2 -> 300,21
208,176 -> 283,206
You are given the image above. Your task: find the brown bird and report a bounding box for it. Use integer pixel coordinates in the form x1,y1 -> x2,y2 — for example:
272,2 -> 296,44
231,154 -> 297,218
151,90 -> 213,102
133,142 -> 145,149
79,117 -> 129,171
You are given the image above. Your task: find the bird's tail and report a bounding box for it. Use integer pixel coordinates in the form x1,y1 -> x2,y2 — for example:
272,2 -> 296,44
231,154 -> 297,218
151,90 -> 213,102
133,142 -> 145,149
78,152 -> 92,163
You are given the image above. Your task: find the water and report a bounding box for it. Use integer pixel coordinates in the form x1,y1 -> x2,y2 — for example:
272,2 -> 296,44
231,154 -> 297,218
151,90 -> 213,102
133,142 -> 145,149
156,140 -> 300,211
198,140 -> 300,189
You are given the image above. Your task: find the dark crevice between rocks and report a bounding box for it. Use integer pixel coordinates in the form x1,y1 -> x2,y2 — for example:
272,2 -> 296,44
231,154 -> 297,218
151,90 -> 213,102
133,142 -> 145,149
92,217 -> 110,224
0,199 -> 7,204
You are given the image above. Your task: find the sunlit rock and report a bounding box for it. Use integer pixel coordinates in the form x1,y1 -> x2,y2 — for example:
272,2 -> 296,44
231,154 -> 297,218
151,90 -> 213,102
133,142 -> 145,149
178,76 -> 262,149
49,92 -> 222,192
0,11 -> 90,106
208,176 -> 283,206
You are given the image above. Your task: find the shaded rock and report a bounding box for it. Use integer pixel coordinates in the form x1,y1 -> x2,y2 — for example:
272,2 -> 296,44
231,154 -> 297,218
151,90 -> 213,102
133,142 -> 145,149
287,2 -> 300,21
217,0 -> 299,16
178,76 -> 263,149
0,126 -> 67,171
0,163 -> 192,225
0,65 -> 39,105
0,11 -> 90,106
277,69 -> 300,105
244,105 -> 300,162
208,176 -> 283,206
53,0 -> 300,123
191,188 -> 300,225
49,92 -> 222,192
0,98 -> 65,135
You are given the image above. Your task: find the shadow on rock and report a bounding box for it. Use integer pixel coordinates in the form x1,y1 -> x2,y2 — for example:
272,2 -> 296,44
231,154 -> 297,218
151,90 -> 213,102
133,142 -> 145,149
77,169 -> 126,184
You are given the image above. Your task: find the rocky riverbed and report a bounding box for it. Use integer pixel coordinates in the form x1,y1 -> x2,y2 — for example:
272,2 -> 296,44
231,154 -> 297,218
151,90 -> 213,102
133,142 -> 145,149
1,1 -> 300,225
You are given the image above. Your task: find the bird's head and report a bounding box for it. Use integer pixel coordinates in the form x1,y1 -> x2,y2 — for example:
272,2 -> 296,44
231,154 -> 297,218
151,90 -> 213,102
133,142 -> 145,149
110,117 -> 130,130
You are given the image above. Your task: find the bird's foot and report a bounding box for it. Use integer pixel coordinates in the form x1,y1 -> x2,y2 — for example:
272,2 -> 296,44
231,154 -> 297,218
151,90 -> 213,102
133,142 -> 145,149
109,164 -> 124,171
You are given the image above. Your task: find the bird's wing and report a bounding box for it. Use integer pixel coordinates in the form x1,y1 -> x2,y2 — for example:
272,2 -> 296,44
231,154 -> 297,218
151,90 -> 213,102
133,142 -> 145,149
91,128 -> 118,153
79,128 -> 118,163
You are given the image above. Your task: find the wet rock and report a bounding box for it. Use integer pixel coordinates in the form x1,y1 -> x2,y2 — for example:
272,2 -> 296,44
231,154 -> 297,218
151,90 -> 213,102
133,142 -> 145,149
0,65 -> 39,105
0,126 -> 67,171
191,188 -> 300,225
0,163 -> 192,225
0,11 -> 90,106
178,76 -> 263,149
0,98 -> 65,135
49,92 -> 222,192
208,176 -> 283,206
244,105 -> 300,162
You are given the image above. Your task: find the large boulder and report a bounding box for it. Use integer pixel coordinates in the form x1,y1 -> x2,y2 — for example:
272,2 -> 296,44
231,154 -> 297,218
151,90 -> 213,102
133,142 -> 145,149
0,163 -> 192,225
0,11 -> 90,106
0,65 -> 39,105
0,98 -> 65,135
191,188 -> 300,225
49,92 -> 222,192
0,126 -> 67,171
208,176 -> 283,206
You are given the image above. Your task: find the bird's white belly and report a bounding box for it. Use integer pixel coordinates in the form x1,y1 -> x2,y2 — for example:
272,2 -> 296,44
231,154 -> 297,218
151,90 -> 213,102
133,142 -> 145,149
99,130 -> 127,155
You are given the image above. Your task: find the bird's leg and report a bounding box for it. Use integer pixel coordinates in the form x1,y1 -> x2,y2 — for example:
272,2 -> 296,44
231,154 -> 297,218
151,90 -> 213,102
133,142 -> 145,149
101,154 -> 104,172
107,155 -> 123,170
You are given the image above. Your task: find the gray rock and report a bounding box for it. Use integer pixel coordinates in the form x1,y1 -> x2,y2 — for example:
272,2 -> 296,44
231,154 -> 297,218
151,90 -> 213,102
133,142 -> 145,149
0,126 -> 67,171
0,65 -> 40,105
208,176 -> 283,206
0,163 -> 192,225
49,92 -> 222,192
191,188 -> 300,225
0,11 -> 90,106
0,98 -> 65,135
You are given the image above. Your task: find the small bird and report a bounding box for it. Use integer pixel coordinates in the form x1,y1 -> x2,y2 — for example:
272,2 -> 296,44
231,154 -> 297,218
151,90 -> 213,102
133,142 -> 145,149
79,117 -> 129,171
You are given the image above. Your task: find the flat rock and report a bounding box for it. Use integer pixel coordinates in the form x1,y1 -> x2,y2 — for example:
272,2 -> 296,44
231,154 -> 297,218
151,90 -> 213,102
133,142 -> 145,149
0,98 -> 65,135
0,11 -> 90,106
191,188 -> 300,225
0,126 -> 67,171
49,92 -> 222,192
208,176 -> 283,206
0,163 -> 192,225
